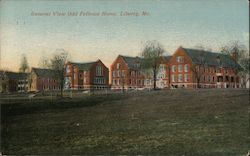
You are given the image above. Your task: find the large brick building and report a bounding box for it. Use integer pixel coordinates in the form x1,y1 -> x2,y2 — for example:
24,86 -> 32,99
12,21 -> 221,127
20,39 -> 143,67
169,47 -> 241,88
110,55 -> 144,89
29,68 -> 60,91
143,56 -> 172,89
64,59 -> 109,90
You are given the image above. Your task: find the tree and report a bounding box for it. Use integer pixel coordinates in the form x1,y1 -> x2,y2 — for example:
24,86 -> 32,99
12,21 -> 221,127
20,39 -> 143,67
140,40 -> 165,90
49,49 -> 68,97
38,55 -> 50,68
190,48 -> 208,88
19,54 -> 29,73
220,41 -> 249,88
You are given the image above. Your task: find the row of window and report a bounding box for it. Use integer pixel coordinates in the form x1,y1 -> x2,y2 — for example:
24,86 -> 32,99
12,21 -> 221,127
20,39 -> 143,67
116,63 -> 140,69
195,66 -> 234,74
172,64 -> 189,73
113,70 -> 142,78
112,79 -> 144,85
41,79 -> 57,83
93,77 -> 105,84
74,72 -> 90,80
157,73 -> 165,79
171,74 -> 219,83
112,70 -> 125,77
67,65 -> 103,78
172,74 -> 189,82
17,86 -> 28,91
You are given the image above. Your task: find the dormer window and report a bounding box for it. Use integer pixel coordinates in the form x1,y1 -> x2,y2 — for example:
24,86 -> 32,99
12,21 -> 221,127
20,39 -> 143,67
116,63 -> 120,69
176,56 -> 184,63
66,65 -> 70,73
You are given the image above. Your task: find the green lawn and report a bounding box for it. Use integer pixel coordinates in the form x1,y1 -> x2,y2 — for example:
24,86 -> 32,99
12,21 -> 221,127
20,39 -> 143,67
1,89 -> 249,155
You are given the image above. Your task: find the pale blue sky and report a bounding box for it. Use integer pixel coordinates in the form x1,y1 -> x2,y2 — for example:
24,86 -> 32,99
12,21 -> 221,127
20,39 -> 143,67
1,0 -> 249,71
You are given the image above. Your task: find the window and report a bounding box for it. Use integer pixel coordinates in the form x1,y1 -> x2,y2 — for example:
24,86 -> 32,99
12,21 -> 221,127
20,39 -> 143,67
159,64 -> 164,71
112,71 -> 116,77
184,64 -> 188,72
172,65 -> 176,72
117,79 -> 120,85
122,70 -> 125,77
112,79 -> 115,85
96,65 -> 102,76
117,70 -> 120,77
176,56 -> 184,63
82,78 -> 85,83
178,65 -> 182,72
172,75 -> 175,82
66,65 -> 70,73
184,74 -> 188,82
116,63 -> 120,69
178,74 -> 182,82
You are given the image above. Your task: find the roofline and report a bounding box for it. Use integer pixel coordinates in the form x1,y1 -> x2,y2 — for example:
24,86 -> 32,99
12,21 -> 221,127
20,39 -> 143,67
182,47 -> 228,56
67,61 -> 97,65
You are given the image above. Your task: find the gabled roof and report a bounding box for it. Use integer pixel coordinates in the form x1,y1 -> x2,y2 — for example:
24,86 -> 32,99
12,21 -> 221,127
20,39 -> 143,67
68,61 -> 96,70
0,71 -> 28,80
120,55 -> 142,70
161,56 -> 172,63
163,56 -> 172,61
182,48 -> 241,68
32,68 -> 55,78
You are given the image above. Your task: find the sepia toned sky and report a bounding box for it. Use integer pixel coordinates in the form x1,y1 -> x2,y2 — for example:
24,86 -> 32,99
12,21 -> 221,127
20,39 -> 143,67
0,0 -> 249,71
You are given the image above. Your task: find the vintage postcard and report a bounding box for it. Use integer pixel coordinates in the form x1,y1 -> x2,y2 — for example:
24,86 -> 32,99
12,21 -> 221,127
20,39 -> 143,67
0,0 -> 249,155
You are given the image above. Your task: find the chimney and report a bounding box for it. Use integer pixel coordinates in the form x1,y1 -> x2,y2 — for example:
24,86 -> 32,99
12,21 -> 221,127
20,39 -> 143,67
231,51 -> 238,62
216,56 -> 221,66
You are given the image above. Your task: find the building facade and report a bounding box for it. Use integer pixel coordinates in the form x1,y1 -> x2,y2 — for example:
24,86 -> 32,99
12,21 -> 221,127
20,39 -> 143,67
0,71 -> 28,93
169,47 -> 241,88
29,68 -> 60,91
64,59 -> 109,90
156,56 -> 172,88
143,56 -> 172,89
110,55 -> 144,89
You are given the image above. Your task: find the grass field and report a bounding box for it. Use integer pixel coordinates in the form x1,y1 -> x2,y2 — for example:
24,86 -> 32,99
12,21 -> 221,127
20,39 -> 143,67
1,89 -> 249,155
